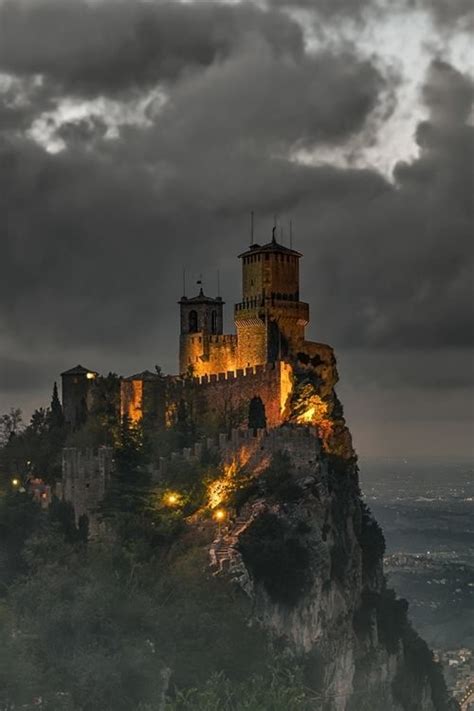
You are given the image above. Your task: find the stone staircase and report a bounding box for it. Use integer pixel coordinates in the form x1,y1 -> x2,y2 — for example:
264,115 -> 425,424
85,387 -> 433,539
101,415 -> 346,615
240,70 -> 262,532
209,503 -> 266,577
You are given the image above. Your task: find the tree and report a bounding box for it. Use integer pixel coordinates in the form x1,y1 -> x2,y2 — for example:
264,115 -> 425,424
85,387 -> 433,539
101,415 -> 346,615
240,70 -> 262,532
0,408 -> 23,446
49,382 -> 65,430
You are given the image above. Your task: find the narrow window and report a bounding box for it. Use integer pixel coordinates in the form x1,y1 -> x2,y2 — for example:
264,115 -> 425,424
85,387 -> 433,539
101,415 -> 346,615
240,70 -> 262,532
189,310 -> 198,333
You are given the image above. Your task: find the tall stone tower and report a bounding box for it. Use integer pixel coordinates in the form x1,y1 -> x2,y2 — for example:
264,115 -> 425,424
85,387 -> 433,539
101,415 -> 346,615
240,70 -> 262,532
235,230 -> 309,368
61,365 -> 98,428
179,288 -> 226,375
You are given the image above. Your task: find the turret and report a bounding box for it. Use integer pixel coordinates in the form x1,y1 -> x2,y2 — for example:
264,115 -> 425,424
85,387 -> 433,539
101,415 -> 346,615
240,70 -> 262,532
61,365 -> 98,428
235,230 -> 309,367
179,288 -> 225,375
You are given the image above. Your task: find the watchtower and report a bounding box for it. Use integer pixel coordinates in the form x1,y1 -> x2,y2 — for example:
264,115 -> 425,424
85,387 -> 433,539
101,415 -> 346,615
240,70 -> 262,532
61,365 -> 98,428
234,229 -> 309,368
179,288 -> 225,375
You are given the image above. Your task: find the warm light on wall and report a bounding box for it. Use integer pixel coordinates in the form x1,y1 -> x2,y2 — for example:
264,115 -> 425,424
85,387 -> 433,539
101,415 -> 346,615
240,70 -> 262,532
297,406 -> 316,423
214,509 -> 226,522
86,372 -> 96,380
164,492 -> 180,507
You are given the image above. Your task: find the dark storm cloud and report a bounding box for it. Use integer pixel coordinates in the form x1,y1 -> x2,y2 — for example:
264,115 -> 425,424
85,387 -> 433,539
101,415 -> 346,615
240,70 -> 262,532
0,0 -> 303,96
0,0 -> 472,413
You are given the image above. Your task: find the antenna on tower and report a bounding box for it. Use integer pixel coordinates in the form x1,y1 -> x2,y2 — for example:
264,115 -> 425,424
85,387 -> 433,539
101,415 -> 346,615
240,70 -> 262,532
217,269 -> 221,297
289,219 -> 293,249
272,214 -> 278,243
250,211 -> 254,245
182,268 -> 187,297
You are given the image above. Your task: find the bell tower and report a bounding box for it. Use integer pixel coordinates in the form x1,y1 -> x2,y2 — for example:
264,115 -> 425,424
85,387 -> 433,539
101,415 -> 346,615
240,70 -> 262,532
179,288 -> 224,375
234,229 -> 309,368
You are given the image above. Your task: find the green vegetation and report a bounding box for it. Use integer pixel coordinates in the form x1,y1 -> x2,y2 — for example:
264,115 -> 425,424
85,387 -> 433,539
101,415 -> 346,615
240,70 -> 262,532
238,512 -> 311,606
0,396 -> 454,711
356,502 -> 386,580
0,400 -> 317,710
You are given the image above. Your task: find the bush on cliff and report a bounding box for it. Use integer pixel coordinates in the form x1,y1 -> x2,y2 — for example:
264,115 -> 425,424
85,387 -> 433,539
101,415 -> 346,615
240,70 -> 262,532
357,503 -> 386,580
392,626 -> 453,711
238,512 -> 311,606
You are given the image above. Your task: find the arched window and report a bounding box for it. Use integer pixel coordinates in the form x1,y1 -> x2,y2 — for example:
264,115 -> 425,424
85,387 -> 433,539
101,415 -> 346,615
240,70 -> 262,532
211,310 -> 218,334
189,310 -> 198,333
248,396 -> 267,434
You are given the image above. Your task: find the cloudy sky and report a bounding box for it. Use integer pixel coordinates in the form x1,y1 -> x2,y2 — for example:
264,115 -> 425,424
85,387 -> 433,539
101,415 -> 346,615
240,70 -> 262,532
1,0 -> 472,457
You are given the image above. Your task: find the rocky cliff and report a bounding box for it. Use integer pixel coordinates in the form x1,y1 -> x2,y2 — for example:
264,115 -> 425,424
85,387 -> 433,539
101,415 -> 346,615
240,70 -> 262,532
207,351 -> 455,711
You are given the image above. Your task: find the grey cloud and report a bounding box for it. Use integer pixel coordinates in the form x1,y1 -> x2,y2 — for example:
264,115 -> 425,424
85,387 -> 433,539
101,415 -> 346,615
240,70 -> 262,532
0,0 -> 303,96
268,0 -> 473,30
0,0 -> 471,418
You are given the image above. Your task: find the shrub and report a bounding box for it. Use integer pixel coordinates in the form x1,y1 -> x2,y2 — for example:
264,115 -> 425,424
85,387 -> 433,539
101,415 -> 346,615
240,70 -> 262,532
238,513 -> 311,606
261,452 -> 304,504
357,503 -> 385,579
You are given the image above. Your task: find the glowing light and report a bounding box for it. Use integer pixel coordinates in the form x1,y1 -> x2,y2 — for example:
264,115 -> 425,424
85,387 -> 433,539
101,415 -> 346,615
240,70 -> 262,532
214,509 -> 226,522
11,478 -> 19,487
164,492 -> 180,507
297,406 -> 316,423
86,372 -> 96,380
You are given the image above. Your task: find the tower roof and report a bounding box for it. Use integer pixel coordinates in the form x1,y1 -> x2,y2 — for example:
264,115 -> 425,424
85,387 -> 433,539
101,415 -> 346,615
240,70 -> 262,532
238,230 -> 302,259
61,364 -> 98,377
179,288 -> 223,304
123,370 -> 162,382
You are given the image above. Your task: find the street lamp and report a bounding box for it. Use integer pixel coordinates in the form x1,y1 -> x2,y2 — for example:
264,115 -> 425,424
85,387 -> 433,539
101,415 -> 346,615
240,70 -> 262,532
214,508 -> 226,537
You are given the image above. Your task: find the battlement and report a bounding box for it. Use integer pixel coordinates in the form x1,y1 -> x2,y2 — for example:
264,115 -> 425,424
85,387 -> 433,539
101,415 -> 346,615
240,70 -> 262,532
155,424 -> 321,479
190,361 -> 280,386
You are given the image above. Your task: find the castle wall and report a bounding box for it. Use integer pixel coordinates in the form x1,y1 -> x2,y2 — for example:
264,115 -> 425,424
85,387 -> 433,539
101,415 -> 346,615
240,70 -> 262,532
62,374 -> 96,427
180,333 -> 238,377
121,377 -> 169,428
121,379 -> 143,423
235,316 -> 267,369
178,362 -> 290,431
61,447 -> 115,533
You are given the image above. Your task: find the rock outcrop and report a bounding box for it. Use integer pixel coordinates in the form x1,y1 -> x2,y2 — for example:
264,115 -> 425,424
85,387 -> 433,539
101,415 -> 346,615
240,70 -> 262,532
207,346 -> 455,711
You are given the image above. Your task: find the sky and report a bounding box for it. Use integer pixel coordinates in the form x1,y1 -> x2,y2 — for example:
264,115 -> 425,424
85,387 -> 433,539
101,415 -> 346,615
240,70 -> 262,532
0,0 -> 473,458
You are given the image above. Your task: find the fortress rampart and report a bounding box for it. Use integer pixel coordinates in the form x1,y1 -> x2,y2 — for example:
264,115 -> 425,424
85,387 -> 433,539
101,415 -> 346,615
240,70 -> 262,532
60,447 -> 115,533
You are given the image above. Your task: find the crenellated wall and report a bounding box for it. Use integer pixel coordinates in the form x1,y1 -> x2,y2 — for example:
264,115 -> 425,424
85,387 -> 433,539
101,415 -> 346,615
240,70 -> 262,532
60,446 -> 115,534
179,361 -> 292,431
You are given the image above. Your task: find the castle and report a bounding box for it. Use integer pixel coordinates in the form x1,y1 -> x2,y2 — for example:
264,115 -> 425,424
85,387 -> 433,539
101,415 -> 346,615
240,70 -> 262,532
61,230 -> 339,438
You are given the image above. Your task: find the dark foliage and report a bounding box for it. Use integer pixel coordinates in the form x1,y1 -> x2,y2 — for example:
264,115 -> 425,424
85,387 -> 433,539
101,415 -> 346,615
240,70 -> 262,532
392,626 -> 454,711
0,489 -> 42,586
354,589 -> 408,654
356,502 -> 386,580
260,451 -> 304,503
238,512 -> 311,606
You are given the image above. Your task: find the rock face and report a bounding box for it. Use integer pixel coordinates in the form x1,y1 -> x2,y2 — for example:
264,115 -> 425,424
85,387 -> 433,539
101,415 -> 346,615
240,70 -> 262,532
209,353 -> 454,711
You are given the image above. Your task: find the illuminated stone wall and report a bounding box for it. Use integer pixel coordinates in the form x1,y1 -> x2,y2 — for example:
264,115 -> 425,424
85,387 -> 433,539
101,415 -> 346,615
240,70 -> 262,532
179,333 -> 238,376
120,374 -> 168,428
235,316 -> 267,369
179,362 -> 290,431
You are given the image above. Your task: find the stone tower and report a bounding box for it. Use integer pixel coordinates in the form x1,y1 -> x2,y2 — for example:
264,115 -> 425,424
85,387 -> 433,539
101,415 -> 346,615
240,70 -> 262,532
179,288 -> 226,375
61,365 -> 98,428
235,229 -> 309,368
